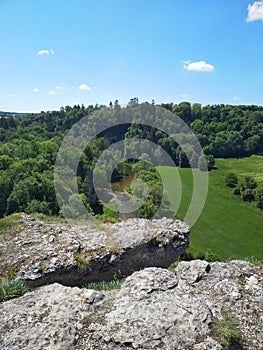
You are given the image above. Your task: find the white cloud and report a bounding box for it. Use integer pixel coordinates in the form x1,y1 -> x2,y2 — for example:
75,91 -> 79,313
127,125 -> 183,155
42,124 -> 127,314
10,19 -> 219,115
183,60 -> 215,72
247,1 -> 263,22
48,91 -> 55,95
38,49 -> 55,55
33,88 -> 40,93
55,86 -> 67,90
78,83 -> 91,91
233,96 -> 240,101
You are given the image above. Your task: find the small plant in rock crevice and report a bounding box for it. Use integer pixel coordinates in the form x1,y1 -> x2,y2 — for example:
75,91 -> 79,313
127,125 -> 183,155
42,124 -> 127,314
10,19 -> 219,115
0,279 -> 29,302
211,307 -> 242,350
83,278 -> 125,291
74,252 -> 91,270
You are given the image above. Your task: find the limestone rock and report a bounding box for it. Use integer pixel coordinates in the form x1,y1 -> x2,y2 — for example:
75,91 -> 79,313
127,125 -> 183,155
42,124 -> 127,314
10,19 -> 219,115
77,260 -> 263,350
0,283 -> 105,350
0,216 -> 189,287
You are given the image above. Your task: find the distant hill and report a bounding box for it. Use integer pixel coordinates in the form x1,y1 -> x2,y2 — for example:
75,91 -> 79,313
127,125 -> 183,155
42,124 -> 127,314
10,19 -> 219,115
0,111 -> 17,115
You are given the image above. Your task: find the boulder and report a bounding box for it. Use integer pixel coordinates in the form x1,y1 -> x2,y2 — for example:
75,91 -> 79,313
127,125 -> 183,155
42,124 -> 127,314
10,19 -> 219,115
78,260 -> 263,350
0,283 -> 105,350
0,216 -> 189,287
0,260 -> 262,349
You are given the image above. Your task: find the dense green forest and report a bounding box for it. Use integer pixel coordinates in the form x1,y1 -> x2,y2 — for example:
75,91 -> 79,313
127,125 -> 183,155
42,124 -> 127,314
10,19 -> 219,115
0,100 -> 262,219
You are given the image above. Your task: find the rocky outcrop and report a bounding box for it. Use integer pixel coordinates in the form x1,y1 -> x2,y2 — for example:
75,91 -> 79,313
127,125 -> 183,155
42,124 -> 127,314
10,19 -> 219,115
0,283 -> 106,350
1,260 -> 262,350
78,260 -> 263,350
1,216 -> 262,349
0,216 -> 189,287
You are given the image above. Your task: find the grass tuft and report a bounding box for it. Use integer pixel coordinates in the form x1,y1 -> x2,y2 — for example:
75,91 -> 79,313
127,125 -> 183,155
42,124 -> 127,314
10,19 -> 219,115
74,252 -> 91,270
84,278 -> 125,291
0,279 -> 29,302
244,256 -> 263,267
211,308 -> 242,349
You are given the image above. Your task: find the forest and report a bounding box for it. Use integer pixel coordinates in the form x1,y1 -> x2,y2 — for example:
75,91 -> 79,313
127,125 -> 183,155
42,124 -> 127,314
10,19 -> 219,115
0,100 -> 262,219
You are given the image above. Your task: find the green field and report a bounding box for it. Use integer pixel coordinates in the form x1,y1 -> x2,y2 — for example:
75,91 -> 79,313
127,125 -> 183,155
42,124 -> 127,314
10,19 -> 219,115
157,155 -> 263,261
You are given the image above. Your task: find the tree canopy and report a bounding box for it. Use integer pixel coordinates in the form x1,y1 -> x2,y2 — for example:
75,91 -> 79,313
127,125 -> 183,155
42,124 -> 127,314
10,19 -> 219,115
0,100 -> 262,218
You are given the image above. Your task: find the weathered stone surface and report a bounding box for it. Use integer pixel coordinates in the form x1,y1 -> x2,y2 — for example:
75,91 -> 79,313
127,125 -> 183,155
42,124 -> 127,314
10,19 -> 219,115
1,215 -> 262,349
0,283 -> 105,350
0,260 -> 262,349
0,216 -> 189,287
77,260 -> 263,350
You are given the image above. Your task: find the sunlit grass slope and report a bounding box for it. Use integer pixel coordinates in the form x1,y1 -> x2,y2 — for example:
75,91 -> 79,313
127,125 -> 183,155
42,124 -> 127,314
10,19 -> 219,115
157,155 -> 263,260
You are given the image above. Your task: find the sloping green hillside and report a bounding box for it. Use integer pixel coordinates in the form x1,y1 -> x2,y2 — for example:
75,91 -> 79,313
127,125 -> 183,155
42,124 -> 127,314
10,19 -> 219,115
158,155 -> 263,260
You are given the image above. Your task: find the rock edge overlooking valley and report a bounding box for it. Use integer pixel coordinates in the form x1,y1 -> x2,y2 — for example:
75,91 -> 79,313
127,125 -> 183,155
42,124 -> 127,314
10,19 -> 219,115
0,216 -> 190,287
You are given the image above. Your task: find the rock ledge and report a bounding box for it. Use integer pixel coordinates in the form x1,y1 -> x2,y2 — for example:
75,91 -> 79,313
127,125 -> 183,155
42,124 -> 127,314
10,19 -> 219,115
0,216 -> 189,287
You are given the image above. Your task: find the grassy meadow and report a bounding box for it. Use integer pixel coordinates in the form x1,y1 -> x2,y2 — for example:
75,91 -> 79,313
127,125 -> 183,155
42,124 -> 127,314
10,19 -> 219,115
157,155 -> 263,261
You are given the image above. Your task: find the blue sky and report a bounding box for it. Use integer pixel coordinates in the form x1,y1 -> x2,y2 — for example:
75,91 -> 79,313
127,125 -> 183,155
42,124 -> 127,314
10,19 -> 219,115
0,0 -> 263,112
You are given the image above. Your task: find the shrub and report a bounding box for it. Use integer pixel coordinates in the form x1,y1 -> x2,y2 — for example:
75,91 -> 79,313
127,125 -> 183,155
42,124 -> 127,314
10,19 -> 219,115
241,176 -> 257,190
225,173 -> 238,188
25,200 -> 52,215
232,187 -> 240,195
257,198 -> 263,210
256,188 -> 263,210
206,154 -> 215,170
204,249 -> 220,262
241,189 -> 255,202
180,249 -> 205,261
0,213 -> 21,235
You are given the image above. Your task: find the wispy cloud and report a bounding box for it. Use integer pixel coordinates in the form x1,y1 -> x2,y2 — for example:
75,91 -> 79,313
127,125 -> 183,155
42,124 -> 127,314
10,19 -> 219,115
247,1 -> 263,22
183,60 -> 215,72
48,91 -> 56,95
78,83 -> 91,91
55,86 -> 61,90
38,49 -> 55,56
33,88 -> 40,93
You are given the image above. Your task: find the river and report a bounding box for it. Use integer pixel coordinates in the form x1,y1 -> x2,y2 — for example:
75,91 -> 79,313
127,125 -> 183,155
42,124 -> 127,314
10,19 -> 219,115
111,163 -> 137,219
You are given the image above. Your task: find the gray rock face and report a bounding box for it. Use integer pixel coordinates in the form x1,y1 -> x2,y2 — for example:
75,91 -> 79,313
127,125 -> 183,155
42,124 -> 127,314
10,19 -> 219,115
78,260 -> 263,350
0,216 -> 189,287
0,283 -> 105,350
0,260 -> 262,349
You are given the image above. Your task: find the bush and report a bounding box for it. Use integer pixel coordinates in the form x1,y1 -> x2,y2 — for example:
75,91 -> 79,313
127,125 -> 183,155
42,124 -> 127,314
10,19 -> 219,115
225,173 -> 238,188
256,188 -> 263,210
0,213 -> 21,235
25,200 -> 51,215
204,249 -> 220,262
241,176 -> 257,190
206,154 -> 215,170
241,189 -> 256,202
179,249 -> 205,261
232,187 -> 240,195
257,198 -> 263,210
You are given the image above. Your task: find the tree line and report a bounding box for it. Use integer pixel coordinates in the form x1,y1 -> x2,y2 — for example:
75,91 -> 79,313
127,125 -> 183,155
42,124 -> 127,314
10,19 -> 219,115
0,100 -> 262,218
